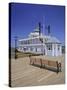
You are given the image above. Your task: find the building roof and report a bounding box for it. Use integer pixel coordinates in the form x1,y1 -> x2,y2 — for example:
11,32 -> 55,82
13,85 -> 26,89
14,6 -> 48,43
19,27 -> 61,44
19,35 -> 61,44
43,36 -> 61,43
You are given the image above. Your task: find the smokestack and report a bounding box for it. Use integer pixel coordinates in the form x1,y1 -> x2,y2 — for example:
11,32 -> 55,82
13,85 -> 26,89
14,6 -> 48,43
48,25 -> 50,35
38,22 -> 41,36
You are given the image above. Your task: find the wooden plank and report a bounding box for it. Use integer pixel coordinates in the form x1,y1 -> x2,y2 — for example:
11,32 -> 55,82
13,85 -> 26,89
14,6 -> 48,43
48,61 -> 57,67
42,59 -> 48,65
30,57 -> 35,65
34,58 -> 41,66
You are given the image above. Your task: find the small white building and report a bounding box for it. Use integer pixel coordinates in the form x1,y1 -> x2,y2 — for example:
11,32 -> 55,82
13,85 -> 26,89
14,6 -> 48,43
18,28 -> 62,56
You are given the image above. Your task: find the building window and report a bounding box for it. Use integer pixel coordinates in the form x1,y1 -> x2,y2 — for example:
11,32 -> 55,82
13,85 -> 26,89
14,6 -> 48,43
30,47 -> 33,51
48,47 -> 51,50
47,44 -> 52,50
20,41 -> 23,45
36,48 -> 37,52
32,39 -> 34,44
28,40 -> 30,44
29,39 -> 32,44
58,45 -> 60,50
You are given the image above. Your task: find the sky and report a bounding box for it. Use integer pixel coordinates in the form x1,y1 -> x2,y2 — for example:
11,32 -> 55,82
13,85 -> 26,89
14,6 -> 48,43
10,3 -> 65,47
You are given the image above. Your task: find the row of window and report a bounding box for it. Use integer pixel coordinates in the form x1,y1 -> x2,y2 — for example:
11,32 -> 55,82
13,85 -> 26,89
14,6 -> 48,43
19,38 -> 58,45
19,38 -> 43,45
19,45 -> 60,52
19,47 -> 41,52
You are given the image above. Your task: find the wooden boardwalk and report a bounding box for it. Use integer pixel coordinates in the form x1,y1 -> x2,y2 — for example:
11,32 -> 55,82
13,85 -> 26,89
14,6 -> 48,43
11,55 -> 65,87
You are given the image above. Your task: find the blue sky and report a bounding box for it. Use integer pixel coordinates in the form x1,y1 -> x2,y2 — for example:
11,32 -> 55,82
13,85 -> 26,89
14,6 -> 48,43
10,3 -> 65,47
